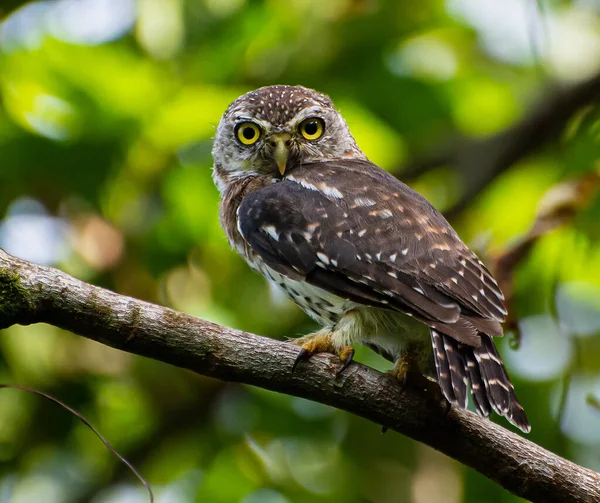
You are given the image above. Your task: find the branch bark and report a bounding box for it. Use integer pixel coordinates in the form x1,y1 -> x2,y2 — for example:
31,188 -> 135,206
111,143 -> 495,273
1,248 -> 599,503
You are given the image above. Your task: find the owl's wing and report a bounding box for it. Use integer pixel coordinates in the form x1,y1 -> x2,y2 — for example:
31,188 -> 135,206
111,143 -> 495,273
237,159 -> 506,347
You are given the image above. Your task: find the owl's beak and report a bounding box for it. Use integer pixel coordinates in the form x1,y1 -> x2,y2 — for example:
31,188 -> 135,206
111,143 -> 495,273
271,133 -> 291,176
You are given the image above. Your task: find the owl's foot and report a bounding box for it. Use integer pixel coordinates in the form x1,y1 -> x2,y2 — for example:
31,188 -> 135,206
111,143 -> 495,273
389,356 -> 442,399
388,356 -> 450,422
291,331 -> 354,376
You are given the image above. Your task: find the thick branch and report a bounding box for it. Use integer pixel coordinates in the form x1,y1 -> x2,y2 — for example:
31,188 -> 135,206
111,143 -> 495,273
1,248 -> 599,503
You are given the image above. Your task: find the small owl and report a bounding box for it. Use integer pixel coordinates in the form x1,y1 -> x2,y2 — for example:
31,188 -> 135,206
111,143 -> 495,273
212,85 -> 530,433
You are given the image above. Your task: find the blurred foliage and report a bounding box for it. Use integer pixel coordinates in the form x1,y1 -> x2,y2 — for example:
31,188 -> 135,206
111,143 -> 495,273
1,0 -> 600,502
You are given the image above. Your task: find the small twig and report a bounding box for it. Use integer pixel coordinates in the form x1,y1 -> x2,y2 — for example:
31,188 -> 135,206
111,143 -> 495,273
490,170 -> 600,338
400,73 -> 600,217
0,383 -> 154,503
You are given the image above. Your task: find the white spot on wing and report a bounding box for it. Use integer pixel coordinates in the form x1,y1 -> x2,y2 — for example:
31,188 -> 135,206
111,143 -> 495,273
287,175 -> 319,192
390,253 -> 397,262
263,225 -> 280,241
401,248 -> 409,255
354,197 -> 376,207
378,209 -> 393,218
358,229 -> 367,237
319,184 -> 343,199
307,222 -> 319,234
316,252 -> 330,265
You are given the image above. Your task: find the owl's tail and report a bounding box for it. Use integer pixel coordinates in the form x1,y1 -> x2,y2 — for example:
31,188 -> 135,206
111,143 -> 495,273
430,329 -> 530,433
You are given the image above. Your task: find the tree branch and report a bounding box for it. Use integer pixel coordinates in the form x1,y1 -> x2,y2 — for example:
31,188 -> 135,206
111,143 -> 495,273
401,72 -> 600,218
1,248 -> 599,503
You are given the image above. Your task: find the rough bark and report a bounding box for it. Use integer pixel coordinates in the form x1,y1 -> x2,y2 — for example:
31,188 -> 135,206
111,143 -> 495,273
1,248 -> 599,503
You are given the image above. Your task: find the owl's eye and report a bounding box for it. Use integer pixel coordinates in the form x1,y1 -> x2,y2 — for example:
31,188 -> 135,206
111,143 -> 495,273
299,118 -> 325,141
235,122 -> 262,145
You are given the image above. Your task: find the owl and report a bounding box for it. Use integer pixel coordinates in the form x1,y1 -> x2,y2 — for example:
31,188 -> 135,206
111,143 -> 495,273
212,85 -> 530,433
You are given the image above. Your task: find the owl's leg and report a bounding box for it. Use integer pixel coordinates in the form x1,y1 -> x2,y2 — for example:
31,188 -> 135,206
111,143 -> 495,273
291,329 -> 354,375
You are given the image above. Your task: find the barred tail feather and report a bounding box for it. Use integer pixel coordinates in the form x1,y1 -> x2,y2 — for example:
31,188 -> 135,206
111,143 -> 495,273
431,330 -> 530,433
464,350 -> 492,418
431,329 -> 455,404
431,329 -> 467,409
473,335 -> 530,433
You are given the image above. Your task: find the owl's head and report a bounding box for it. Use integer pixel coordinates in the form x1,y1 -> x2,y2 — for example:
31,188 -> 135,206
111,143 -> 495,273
212,85 -> 364,187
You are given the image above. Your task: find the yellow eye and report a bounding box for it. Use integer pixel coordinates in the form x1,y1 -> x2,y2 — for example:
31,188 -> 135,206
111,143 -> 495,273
236,122 -> 261,145
299,117 -> 324,140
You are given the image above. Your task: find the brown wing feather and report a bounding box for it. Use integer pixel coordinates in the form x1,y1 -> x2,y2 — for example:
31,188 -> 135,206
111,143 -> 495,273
237,159 -> 507,347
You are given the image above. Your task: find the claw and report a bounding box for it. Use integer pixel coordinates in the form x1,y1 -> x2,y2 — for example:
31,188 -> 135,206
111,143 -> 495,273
336,347 -> 355,377
381,425 -> 388,434
399,371 -> 409,394
292,347 -> 311,372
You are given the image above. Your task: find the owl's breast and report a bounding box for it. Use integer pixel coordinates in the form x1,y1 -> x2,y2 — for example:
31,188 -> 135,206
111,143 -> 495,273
259,265 -> 355,326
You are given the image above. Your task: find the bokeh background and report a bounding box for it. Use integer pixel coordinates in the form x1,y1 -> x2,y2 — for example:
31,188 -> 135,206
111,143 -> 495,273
1,0 -> 600,502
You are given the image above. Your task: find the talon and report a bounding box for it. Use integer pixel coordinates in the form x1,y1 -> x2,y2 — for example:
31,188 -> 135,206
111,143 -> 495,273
336,347 -> 355,377
399,371 -> 409,394
292,347 -> 311,372
381,425 -> 388,435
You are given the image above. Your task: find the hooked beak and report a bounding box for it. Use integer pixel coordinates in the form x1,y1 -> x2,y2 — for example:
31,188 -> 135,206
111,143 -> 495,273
271,133 -> 291,176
